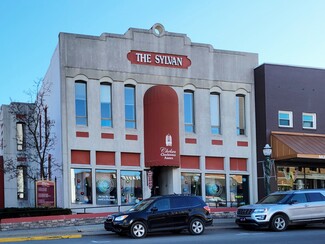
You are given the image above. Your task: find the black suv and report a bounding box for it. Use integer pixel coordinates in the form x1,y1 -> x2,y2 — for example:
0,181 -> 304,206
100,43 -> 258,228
104,194 -> 213,238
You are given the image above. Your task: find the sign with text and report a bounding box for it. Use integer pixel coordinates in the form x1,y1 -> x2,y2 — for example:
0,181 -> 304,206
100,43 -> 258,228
127,50 -> 191,69
36,180 -> 56,207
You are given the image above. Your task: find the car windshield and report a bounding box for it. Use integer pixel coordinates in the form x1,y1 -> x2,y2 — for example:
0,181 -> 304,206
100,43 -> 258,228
257,194 -> 289,204
128,198 -> 155,212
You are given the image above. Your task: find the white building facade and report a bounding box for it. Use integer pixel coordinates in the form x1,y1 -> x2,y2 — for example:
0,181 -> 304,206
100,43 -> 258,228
0,103 -> 37,208
2,24 -> 258,210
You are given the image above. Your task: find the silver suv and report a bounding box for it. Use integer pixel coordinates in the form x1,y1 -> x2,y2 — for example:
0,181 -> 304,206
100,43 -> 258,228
236,189 -> 325,231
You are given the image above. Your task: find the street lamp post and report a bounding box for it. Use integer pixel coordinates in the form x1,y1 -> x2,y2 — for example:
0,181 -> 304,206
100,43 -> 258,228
263,144 -> 272,196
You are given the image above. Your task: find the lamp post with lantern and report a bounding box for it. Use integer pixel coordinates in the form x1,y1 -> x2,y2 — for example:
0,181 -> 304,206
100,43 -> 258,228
263,144 -> 273,196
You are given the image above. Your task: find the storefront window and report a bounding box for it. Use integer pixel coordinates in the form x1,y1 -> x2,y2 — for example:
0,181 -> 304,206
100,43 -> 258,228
95,170 -> 117,205
71,168 -> 92,204
181,173 -> 201,196
120,171 -> 142,205
230,175 -> 249,206
277,166 -> 325,190
205,174 -> 226,207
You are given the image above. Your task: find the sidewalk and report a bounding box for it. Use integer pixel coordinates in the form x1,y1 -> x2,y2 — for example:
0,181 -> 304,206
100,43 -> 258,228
0,208 -> 236,242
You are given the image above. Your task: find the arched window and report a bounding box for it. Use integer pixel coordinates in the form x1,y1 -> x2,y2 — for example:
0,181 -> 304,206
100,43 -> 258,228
210,92 -> 221,134
236,94 -> 245,135
184,90 -> 195,133
75,81 -> 88,126
100,82 -> 112,127
124,85 -> 136,129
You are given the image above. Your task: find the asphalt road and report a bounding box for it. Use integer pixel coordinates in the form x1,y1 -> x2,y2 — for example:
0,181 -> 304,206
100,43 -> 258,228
1,219 -> 324,243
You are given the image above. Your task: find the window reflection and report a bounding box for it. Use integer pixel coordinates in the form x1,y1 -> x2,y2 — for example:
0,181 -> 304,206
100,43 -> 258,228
120,170 -> 142,204
100,83 -> 112,127
71,168 -> 92,204
125,85 -> 136,129
181,172 -> 201,196
16,122 -> 24,151
75,81 -> 88,126
205,174 -> 226,207
230,175 -> 249,206
210,93 -> 221,134
184,90 -> 195,133
236,95 -> 245,135
95,169 -> 117,205
17,166 -> 27,199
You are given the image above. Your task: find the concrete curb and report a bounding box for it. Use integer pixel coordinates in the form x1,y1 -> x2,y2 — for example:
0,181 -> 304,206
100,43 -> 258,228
0,234 -> 82,243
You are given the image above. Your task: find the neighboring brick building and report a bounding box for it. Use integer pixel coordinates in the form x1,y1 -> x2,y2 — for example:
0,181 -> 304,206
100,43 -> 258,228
255,64 -> 325,199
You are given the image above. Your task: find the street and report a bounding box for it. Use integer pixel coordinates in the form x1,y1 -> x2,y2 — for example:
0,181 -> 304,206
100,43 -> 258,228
7,224 -> 325,244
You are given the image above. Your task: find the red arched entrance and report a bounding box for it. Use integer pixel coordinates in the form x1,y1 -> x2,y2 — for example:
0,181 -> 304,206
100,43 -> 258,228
144,85 -> 180,195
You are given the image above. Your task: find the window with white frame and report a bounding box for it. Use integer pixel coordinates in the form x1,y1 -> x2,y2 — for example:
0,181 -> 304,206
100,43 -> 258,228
100,83 -> 112,127
302,113 -> 316,129
184,90 -> 195,133
75,81 -> 88,126
210,93 -> 221,134
278,111 -> 293,128
124,85 -> 136,129
236,95 -> 245,135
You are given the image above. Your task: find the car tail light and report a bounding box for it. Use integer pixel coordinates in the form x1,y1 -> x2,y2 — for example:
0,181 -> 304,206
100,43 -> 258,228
204,205 -> 211,213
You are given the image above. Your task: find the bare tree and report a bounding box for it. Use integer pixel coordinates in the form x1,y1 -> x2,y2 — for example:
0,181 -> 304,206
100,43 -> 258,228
4,79 -> 58,181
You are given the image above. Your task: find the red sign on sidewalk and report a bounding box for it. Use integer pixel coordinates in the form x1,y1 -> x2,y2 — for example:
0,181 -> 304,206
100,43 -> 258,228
36,180 -> 56,207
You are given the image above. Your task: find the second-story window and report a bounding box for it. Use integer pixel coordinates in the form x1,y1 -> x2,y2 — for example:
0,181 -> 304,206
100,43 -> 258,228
184,90 -> 195,133
100,83 -> 112,127
302,113 -> 316,129
17,165 -> 27,199
125,85 -> 136,129
278,111 -> 293,128
236,94 -> 245,135
210,92 -> 221,134
75,81 -> 88,126
16,122 -> 25,151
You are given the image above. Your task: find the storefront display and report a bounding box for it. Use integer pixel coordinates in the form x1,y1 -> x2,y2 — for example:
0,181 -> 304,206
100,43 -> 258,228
71,168 -> 92,204
230,175 -> 249,206
277,166 -> 325,191
205,174 -> 226,207
95,169 -> 117,205
181,173 -> 201,196
120,170 -> 143,205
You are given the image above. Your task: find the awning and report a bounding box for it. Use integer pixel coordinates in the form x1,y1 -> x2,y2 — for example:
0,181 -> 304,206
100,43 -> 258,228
271,131 -> 325,161
144,85 -> 180,167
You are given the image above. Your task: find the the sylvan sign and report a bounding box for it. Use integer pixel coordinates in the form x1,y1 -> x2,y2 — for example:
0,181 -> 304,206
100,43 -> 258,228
127,50 -> 191,69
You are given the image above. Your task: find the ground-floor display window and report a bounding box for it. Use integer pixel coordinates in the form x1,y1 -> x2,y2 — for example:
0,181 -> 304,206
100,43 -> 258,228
95,169 -> 117,205
205,174 -> 226,207
230,175 -> 249,206
71,168 -> 92,204
181,173 -> 201,196
277,166 -> 325,191
120,170 -> 143,205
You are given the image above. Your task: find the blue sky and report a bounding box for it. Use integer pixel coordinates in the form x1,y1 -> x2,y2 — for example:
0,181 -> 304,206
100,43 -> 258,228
1,0 -> 325,105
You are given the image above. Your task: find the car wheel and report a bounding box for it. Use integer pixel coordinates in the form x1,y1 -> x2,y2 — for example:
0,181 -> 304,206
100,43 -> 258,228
130,221 -> 147,238
188,218 -> 205,235
270,214 -> 288,231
